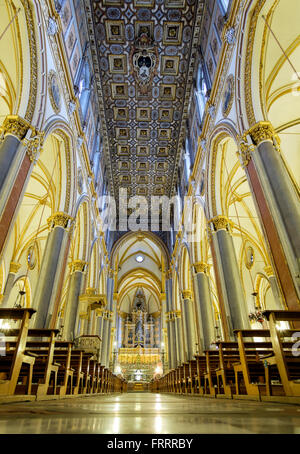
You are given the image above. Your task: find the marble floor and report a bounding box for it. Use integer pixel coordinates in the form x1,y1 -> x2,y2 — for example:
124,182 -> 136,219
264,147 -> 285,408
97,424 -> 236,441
0,393 -> 299,434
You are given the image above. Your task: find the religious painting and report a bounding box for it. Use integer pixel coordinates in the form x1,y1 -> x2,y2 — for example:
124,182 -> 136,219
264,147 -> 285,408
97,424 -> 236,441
60,0 -> 72,35
222,74 -> 234,117
111,83 -> 128,99
65,22 -> 77,58
70,44 -> 81,78
48,70 -> 61,114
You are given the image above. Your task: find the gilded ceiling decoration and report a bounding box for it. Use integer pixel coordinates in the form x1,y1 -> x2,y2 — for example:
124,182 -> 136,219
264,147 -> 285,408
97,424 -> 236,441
86,0 -> 206,210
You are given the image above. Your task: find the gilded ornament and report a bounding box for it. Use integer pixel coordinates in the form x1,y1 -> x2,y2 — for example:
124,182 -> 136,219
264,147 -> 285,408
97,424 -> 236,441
264,265 -> 274,277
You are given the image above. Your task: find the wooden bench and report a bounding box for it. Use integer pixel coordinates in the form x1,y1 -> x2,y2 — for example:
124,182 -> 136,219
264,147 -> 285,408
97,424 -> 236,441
233,329 -> 284,397
0,308 -> 36,396
214,342 -> 241,398
263,310 -> 300,397
194,355 -> 208,395
3,328 -> 60,397
203,350 -> 220,397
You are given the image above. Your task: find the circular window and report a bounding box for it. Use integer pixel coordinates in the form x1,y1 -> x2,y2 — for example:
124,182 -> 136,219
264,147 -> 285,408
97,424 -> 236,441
135,254 -> 144,263
27,244 -> 37,270
245,246 -> 254,269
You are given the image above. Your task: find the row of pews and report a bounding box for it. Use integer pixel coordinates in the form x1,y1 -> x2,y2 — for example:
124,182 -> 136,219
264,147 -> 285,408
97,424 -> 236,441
0,308 -> 127,400
150,310 -> 300,402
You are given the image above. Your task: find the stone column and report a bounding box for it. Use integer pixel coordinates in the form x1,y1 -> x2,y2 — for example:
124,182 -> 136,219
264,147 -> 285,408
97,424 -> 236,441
209,216 -> 250,336
174,311 -> 184,365
182,290 -> 197,361
33,212 -> 74,329
193,262 -> 216,351
63,260 -> 87,340
247,122 -> 300,295
0,116 -> 44,258
101,273 -> 114,368
1,262 -> 21,307
165,274 -> 176,370
264,265 -> 284,310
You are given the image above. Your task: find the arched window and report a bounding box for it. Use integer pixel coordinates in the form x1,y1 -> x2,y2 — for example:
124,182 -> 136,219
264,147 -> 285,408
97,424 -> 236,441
78,60 -> 91,118
195,64 -> 208,121
219,0 -> 230,14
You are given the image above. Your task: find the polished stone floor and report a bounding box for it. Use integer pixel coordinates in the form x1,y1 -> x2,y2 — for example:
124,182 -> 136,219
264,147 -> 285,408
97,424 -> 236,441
0,393 -> 299,434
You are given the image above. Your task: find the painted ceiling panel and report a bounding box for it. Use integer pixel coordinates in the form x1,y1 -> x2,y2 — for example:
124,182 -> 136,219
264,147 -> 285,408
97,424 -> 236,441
85,0 -> 206,207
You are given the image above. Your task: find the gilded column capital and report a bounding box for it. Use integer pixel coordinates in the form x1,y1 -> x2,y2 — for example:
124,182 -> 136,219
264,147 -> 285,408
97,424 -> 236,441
193,262 -> 209,274
47,212 -> 74,230
9,262 -> 21,274
182,290 -> 192,300
166,269 -> 172,280
69,260 -> 87,273
209,215 -> 233,232
264,265 -> 274,277
175,310 -> 182,319
248,121 -> 276,146
1,115 -> 32,141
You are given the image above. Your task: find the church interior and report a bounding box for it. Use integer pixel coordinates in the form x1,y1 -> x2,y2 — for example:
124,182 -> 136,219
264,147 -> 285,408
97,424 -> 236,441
0,0 -> 299,436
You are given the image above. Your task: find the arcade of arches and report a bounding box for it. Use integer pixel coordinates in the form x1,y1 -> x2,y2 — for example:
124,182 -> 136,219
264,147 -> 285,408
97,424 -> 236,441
0,0 -> 299,435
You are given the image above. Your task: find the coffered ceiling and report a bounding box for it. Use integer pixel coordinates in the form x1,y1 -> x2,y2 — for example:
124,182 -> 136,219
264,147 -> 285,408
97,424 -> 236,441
85,0 -> 206,210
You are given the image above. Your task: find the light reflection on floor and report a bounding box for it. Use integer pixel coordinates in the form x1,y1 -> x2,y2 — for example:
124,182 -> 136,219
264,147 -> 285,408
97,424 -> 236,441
0,393 -> 299,434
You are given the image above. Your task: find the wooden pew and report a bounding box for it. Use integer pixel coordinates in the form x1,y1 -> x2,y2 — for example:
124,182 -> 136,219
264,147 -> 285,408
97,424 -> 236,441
52,341 -> 74,396
3,328 -> 60,397
194,355 -> 208,395
203,350 -> 220,397
215,342 -> 241,398
263,310 -> 300,397
0,308 -> 36,396
233,329 -> 280,398
188,360 -> 198,394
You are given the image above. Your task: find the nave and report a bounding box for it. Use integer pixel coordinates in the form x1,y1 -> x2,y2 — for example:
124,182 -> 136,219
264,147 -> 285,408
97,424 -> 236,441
0,393 -> 299,434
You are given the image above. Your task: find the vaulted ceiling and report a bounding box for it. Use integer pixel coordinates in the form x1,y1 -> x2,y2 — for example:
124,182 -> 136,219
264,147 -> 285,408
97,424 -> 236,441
85,0 -> 206,209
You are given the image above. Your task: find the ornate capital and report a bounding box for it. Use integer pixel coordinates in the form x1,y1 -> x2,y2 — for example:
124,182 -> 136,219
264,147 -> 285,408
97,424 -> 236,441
175,310 -> 182,319
248,121 -> 276,146
9,262 -> 21,274
24,130 -> 44,164
47,17 -> 59,36
193,262 -> 209,274
210,215 -> 233,232
264,265 -> 274,277
165,269 -> 172,280
47,212 -> 74,230
1,115 -> 31,141
237,140 -> 255,169
182,290 -> 192,300
70,260 -> 87,273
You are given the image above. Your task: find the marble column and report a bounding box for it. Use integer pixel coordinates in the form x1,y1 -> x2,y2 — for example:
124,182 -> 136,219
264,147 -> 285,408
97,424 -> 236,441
33,212 -> 74,329
210,216 -> 250,336
264,265 -> 284,310
193,263 -> 216,352
101,274 -> 114,368
0,116 -> 44,258
1,262 -> 21,307
0,116 -> 31,216
248,122 -> 300,295
174,311 -> 184,365
182,290 -> 197,361
63,260 -> 87,340
165,275 -> 176,370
